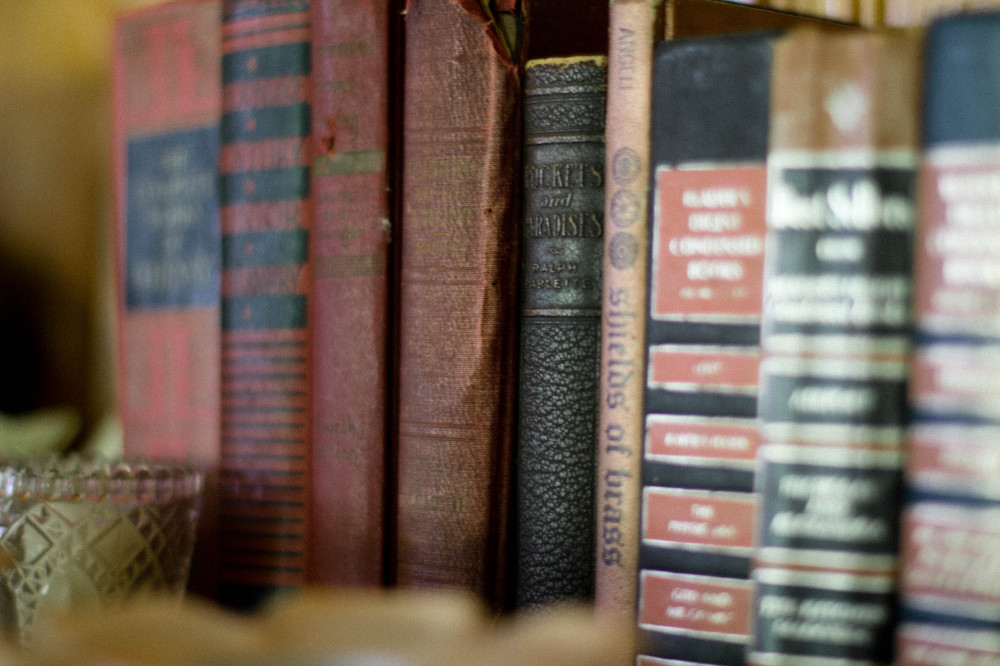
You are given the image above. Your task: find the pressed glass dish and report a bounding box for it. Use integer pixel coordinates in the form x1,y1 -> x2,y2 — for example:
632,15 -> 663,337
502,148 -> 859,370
0,456 -> 202,644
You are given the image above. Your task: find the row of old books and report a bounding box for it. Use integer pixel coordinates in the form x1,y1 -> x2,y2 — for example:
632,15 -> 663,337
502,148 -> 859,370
109,0 -> 1000,662
111,0 -> 616,612
113,0 -> 390,608
630,12 -> 1000,666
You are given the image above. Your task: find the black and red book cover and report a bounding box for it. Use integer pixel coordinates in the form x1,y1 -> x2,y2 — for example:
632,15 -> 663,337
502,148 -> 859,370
639,32 -> 775,665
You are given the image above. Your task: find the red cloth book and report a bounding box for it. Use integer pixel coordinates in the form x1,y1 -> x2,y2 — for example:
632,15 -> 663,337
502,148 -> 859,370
307,0 -> 392,587
393,0 -> 521,608
111,0 -> 223,599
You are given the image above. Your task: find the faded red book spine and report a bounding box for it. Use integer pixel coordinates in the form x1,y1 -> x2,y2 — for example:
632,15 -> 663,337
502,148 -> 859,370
219,0 -> 312,608
395,0 -> 520,607
307,0 -> 391,586
111,0 -> 223,599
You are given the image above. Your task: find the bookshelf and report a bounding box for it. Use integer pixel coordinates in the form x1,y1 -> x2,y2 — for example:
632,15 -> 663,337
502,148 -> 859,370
5,0 -> 1000,664
0,2 -> 632,662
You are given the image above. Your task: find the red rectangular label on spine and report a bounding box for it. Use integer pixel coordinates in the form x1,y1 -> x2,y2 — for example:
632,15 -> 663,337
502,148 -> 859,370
117,7 -> 221,129
651,165 -> 766,323
647,345 -> 759,393
646,415 -> 761,467
914,151 -> 1000,337
639,570 -> 753,641
901,503 -> 1000,614
643,488 -> 756,554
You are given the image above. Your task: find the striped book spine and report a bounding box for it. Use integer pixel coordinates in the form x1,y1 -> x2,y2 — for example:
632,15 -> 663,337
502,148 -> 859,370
218,0 -> 312,609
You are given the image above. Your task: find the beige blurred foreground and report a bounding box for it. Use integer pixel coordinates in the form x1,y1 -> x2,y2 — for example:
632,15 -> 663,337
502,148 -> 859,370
0,589 -> 635,665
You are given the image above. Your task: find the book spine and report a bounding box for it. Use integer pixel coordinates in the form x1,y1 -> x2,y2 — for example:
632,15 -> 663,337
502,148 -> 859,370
394,0 -> 520,608
111,0 -> 223,599
750,28 -> 920,665
595,0 -> 655,617
516,55 -> 606,608
896,13 -> 1000,654
218,0 -> 312,609
307,0 -> 390,587
639,34 -> 773,665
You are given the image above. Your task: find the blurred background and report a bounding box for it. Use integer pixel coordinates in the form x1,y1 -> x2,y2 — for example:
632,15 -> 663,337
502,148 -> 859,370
0,0 -> 160,448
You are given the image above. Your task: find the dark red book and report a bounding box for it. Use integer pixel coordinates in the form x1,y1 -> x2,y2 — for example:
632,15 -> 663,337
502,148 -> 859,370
394,0 -> 521,608
218,0 -> 312,609
111,0 -> 222,599
307,0 -> 391,587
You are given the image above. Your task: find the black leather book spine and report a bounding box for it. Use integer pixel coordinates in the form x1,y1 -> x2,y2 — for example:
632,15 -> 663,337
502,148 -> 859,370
515,56 -> 607,608
638,33 -> 776,665
218,0 -> 312,610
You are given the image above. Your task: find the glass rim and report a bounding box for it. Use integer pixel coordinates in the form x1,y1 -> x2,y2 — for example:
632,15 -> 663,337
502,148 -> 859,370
0,455 -> 203,504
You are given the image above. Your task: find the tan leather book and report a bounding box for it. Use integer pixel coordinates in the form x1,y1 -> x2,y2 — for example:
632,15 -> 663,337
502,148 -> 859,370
596,0 -> 655,619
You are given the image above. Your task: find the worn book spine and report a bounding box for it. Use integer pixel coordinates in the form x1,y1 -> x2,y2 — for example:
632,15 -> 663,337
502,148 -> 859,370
896,13 -> 1000,659
595,0 -> 853,622
750,28 -> 920,665
637,33 -> 774,666
394,0 -> 520,608
307,0 -> 390,587
516,56 -> 606,608
595,0 -> 656,619
111,0 -> 222,599
218,0 -> 312,609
